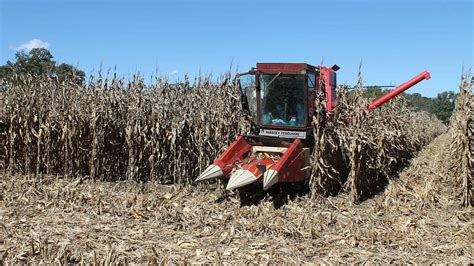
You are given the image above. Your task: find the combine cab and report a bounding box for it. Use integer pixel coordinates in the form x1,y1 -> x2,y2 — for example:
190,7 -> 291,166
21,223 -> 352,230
196,63 -> 430,194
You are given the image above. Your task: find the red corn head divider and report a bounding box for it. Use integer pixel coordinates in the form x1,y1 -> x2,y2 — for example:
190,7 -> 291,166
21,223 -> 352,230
196,136 -> 252,182
196,136 -> 308,191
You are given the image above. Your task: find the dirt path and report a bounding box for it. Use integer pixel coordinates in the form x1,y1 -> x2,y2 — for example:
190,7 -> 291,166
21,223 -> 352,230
0,134 -> 472,264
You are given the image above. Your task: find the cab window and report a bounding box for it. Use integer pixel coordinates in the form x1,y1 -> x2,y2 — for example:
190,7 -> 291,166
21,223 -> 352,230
259,73 -> 306,127
308,74 -> 315,92
239,74 -> 257,122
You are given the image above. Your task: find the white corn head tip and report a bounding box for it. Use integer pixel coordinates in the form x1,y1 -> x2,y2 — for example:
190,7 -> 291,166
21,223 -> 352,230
195,164 -> 223,182
263,169 -> 278,190
226,169 -> 257,190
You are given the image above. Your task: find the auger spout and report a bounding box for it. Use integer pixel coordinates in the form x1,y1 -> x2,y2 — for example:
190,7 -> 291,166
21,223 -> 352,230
368,71 -> 431,110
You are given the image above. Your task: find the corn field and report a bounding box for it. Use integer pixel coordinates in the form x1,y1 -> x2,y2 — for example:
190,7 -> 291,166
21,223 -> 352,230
309,71 -> 447,203
0,72 -> 464,202
1,72 -> 472,264
0,74 -> 249,183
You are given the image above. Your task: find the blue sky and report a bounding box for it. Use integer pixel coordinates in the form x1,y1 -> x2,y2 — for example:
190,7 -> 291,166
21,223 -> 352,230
1,0 -> 472,97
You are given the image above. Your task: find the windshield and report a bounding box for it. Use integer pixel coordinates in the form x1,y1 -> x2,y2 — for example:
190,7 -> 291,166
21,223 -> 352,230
259,73 -> 306,127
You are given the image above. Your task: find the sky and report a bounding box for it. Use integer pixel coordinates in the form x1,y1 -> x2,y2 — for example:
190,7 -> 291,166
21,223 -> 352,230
0,0 -> 472,97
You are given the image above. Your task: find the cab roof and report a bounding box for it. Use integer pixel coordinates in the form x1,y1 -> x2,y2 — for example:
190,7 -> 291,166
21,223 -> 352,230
256,63 -> 318,74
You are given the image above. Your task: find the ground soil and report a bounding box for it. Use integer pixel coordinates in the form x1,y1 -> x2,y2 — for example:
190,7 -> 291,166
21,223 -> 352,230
0,133 -> 472,264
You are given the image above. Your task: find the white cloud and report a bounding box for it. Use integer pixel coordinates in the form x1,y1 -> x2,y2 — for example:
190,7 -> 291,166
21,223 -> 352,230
168,70 -> 178,76
13,39 -> 50,52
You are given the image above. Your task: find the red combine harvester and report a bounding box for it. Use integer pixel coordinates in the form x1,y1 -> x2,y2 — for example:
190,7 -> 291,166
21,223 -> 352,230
195,63 -> 430,193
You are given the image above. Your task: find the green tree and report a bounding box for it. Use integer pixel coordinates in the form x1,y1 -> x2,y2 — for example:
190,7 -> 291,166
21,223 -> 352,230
56,63 -> 85,84
0,48 -> 85,85
0,64 -> 14,79
362,86 -> 388,100
405,92 -> 433,112
429,91 -> 457,123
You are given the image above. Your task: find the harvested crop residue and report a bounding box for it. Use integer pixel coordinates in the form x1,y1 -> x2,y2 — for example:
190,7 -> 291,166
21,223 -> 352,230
1,133 -> 472,264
